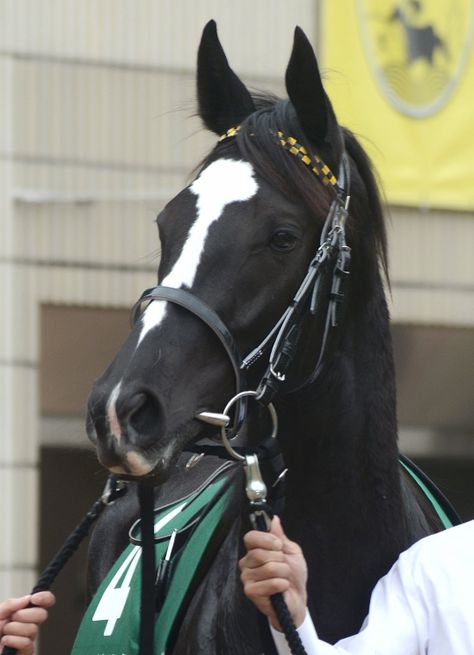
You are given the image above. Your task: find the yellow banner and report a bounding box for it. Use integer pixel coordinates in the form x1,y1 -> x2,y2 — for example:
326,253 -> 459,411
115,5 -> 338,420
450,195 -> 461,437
322,0 -> 474,210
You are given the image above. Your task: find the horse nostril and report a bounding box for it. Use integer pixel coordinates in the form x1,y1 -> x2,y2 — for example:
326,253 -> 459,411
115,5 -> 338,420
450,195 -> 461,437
126,392 -> 147,419
122,391 -> 163,445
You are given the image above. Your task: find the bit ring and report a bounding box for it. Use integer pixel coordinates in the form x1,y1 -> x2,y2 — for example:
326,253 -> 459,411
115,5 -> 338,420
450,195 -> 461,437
220,390 -> 278,461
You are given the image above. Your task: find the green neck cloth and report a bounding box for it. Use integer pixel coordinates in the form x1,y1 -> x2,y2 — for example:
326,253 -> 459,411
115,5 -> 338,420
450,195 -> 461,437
72,474 -> 234,655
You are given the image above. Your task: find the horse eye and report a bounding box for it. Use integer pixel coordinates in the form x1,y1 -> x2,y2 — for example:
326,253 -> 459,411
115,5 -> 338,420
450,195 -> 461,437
270,229 -> 299,253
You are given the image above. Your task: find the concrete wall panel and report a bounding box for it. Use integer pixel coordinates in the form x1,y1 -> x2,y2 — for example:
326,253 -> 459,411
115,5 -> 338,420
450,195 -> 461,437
13,200 -> 160,268
0,468 -> 38,591
2,0 -> 317,77
0,365 -> 38,464
12,59 -> 210,168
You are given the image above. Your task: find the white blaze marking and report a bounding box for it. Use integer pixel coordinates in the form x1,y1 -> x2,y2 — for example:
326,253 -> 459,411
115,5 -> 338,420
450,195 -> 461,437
138,159 -> 258,344
107,382 -> 122,442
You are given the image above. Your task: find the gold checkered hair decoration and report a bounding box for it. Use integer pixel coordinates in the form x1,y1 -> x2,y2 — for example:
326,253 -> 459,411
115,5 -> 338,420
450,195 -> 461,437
276,131 -> 338,188
218,125 -> 339,191
218,126 -> 242,141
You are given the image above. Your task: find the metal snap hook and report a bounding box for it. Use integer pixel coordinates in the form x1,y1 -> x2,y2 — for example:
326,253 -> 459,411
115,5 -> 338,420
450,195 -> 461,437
219,390 -> 278,461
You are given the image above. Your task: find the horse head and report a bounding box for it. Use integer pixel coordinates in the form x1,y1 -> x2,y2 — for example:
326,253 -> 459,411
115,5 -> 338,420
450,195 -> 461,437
86,21 -> 383,482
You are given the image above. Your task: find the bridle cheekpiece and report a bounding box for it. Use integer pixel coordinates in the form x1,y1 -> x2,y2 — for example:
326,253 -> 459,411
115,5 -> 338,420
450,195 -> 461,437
217,124 -> 351,403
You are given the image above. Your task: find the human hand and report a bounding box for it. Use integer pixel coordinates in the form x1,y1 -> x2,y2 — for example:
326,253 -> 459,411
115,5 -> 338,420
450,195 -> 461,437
0,592 -> 55,655
239,516 -> 307,631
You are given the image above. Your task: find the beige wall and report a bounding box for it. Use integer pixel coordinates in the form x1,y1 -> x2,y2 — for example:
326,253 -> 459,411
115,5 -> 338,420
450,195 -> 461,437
389,206 -> 474,326
1,0 -> 318,76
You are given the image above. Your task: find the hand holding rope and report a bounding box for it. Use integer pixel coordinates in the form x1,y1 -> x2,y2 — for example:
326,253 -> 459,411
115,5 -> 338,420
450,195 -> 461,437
0,477 -> 127,655
244,456 -> 307,655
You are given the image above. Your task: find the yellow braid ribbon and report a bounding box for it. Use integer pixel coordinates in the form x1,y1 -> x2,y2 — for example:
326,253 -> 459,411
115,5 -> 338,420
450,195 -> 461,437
218,126 -> 338,188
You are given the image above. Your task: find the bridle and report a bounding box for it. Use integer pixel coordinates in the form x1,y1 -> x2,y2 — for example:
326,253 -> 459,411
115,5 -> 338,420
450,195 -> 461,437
131,125 -> 351,434
130,127 -> 352,655
241,140 -> 351,402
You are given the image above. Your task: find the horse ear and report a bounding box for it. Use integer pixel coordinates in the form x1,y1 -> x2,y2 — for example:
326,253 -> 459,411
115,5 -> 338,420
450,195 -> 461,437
197,20 -> 255,135
285,27 -> 330,145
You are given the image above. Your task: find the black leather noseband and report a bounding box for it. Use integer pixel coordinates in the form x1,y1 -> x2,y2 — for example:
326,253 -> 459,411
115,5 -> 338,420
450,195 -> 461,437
132,285 -> 246,432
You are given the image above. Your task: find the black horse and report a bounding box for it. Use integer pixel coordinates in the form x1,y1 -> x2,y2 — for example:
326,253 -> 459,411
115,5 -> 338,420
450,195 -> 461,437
86,22 -> 446,654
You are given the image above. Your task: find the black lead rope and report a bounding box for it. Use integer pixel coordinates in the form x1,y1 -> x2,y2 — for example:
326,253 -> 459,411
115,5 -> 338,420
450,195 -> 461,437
251,511 -> 307,655
138,484 -> 157,655
244,454 -> 307,655
1,476 -> 127,655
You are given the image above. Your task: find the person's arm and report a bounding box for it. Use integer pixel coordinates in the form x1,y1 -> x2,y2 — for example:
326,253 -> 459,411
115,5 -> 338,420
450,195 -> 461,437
239,517 -> 424,655
0,592 -> 55,655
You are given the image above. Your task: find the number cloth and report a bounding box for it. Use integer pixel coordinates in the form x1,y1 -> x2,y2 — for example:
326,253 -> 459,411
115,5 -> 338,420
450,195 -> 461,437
72,476 -> 233,655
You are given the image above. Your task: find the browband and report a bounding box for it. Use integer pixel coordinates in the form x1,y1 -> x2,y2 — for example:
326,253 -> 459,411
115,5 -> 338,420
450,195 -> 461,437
218,125 -> 343,197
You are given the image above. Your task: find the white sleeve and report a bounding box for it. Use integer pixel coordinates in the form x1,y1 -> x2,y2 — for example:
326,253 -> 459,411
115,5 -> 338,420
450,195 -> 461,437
270,611 -> 320,655
269,554 -> 426,655
270,611 -> 356,655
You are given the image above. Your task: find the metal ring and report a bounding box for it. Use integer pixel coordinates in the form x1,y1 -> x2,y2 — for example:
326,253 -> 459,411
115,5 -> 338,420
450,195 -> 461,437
219,390 -> 278,461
